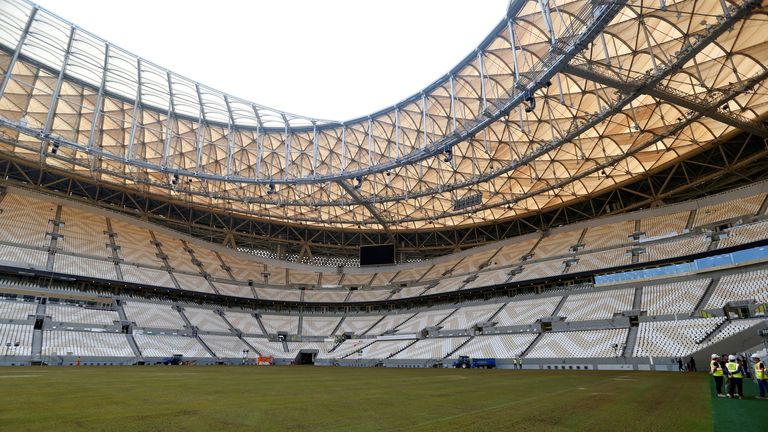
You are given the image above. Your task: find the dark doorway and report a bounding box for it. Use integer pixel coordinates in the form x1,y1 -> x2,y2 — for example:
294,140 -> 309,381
297,351 -> 315,365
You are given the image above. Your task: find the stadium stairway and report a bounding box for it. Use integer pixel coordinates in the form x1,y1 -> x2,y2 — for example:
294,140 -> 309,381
696,319 -> 729,345
520,332 -> 545,358
361,316 -> 387,336
623,326 -> 639,357
31,329 -> 42,363
254,314 -> 270,337
297,314 -> 303,336
330,317 -> 345,336
196,335 -> 217,358
691,318 -> 767,368
551,295 -> 569,317
442,336 -> 475,360
632,287 -> 642,310
693,277 -> 722,314
387,340 -> 419,359
116,301 -> 143,359
281,340 -> 289,353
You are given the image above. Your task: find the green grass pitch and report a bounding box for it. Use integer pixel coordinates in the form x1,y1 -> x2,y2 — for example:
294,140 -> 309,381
0,366 -> 764,431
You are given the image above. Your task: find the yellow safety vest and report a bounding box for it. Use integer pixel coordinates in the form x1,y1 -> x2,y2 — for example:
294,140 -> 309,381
513,358 -> 517,364
756,361 -> 767,380
726,361 -> 742,378
711,360 -> 723,377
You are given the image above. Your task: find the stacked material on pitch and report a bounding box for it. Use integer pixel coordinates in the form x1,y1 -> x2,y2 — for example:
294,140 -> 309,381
640,279 -> 711,316
133,334 -> 211,357
632,317 -> 725,358
42,330 -> 134,357
527,329 -> 629,358
123,301 -> 186,329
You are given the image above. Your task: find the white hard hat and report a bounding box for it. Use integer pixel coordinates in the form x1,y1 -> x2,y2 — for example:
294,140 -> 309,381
711,354 -> 719,359
728,355 -> 737,361
752,354 -> 760,360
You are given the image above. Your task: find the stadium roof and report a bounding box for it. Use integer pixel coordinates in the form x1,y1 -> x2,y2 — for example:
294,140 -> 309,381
0,0 -> 767,238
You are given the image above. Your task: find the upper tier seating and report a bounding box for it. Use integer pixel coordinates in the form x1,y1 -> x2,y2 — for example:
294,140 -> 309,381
693,194 -> 765,227
718,220 -> 768,249
58,207 -> 110,258
0,193 -> 55,249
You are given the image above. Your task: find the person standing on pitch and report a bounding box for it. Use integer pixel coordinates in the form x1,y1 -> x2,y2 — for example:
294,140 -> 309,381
726,355 -> 745,399
752,354 -> 767,400
512,357 -> 517,370
711,354 -> 725,397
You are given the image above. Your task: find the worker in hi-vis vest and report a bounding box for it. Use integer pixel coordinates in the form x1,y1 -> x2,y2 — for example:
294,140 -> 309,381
512,357 -> 517,369
752,354 -> 767,400
726,355 -> 745,399
710,354 -> 725,397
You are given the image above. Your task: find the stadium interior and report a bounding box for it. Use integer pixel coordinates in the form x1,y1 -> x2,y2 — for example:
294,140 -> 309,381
0,0 -> 767,430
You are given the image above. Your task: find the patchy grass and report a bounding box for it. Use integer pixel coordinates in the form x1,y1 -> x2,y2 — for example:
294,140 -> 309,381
0,366 -> 714,431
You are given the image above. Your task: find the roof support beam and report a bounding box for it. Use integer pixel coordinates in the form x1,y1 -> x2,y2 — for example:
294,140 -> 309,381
0,5 -> 37,101
336,179 -> 394,242
562,64 -> 768,138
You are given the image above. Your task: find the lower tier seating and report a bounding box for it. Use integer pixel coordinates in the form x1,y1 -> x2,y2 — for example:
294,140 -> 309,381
42,330 -> 134,357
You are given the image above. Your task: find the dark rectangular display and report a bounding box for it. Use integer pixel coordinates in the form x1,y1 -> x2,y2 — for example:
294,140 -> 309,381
360,244 -> 395,266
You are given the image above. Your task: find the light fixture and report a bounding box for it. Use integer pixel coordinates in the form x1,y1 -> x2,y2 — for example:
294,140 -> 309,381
443,145 -> 453,162
353,176 -> 363,189
267,181 -> 275,195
